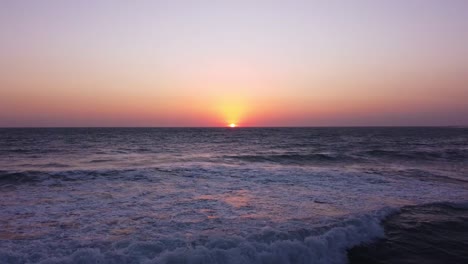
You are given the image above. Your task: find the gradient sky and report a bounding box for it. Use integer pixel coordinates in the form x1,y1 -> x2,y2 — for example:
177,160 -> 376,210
1,0 -> 467,127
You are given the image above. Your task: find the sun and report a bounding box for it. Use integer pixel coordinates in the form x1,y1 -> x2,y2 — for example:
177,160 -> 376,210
229,123 -> 237,128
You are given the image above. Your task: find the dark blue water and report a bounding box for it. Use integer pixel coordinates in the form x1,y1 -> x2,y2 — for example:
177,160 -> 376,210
0,127 -> 467,263
348,202 -> 468,264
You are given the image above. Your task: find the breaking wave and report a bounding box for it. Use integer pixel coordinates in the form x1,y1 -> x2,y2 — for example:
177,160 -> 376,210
0,208 -> 395,264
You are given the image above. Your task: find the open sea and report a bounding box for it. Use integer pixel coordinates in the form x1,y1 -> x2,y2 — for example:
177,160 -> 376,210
0,127 -> 467,264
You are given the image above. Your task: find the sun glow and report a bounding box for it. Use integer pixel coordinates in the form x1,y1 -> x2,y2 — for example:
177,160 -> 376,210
229,123 -> 237,128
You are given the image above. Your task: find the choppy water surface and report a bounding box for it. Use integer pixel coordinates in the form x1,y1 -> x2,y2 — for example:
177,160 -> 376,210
0,128 -> 467,263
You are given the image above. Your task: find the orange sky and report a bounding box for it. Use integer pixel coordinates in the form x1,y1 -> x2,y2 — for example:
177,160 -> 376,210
1,1 -> 467,127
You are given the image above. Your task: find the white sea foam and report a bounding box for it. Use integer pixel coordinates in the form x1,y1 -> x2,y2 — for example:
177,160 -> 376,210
0,207 -> 395,264
149,208 -> 393,264
1,164 -> 467,264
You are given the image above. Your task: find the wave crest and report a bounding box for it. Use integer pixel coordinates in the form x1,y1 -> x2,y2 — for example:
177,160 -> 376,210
0,208 -> 395,264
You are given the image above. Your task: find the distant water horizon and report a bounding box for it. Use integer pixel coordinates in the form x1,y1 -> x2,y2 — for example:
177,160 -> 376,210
1,125 -> 466,129
1,127 -> 467,263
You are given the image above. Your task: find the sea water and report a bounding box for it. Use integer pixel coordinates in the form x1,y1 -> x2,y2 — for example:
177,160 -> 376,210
0,127 -> 467,263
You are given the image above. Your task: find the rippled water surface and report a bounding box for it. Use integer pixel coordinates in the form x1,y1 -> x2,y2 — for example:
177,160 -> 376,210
0,128 -> 467,263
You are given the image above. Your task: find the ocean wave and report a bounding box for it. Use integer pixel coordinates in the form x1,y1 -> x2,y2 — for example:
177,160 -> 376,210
151,209 -> 393,264
369,168 -> 468,185
0,208 -> 395,264
348,201 -> 468,264
0,170 -> 47,184
223,153 -> 348,165
223,148 -> 468,165
0,168 -> 159,185
361,149 -> 468,162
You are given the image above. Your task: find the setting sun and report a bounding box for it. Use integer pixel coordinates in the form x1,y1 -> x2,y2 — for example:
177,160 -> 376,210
229,123 -> 237,128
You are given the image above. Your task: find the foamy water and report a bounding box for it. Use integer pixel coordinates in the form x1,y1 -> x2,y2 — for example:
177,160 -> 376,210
1,128 -> 467,263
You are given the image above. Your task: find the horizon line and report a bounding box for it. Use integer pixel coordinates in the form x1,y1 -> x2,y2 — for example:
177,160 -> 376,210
0,125 -> 466,129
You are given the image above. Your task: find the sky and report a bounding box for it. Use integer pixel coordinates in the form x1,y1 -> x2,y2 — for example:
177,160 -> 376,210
0,0 -> 467,127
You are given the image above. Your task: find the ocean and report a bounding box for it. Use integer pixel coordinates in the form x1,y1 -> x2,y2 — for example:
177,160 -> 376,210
0,127 -> 467,264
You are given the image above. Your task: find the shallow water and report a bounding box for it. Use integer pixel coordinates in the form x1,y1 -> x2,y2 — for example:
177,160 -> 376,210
0,127 -> 467,263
